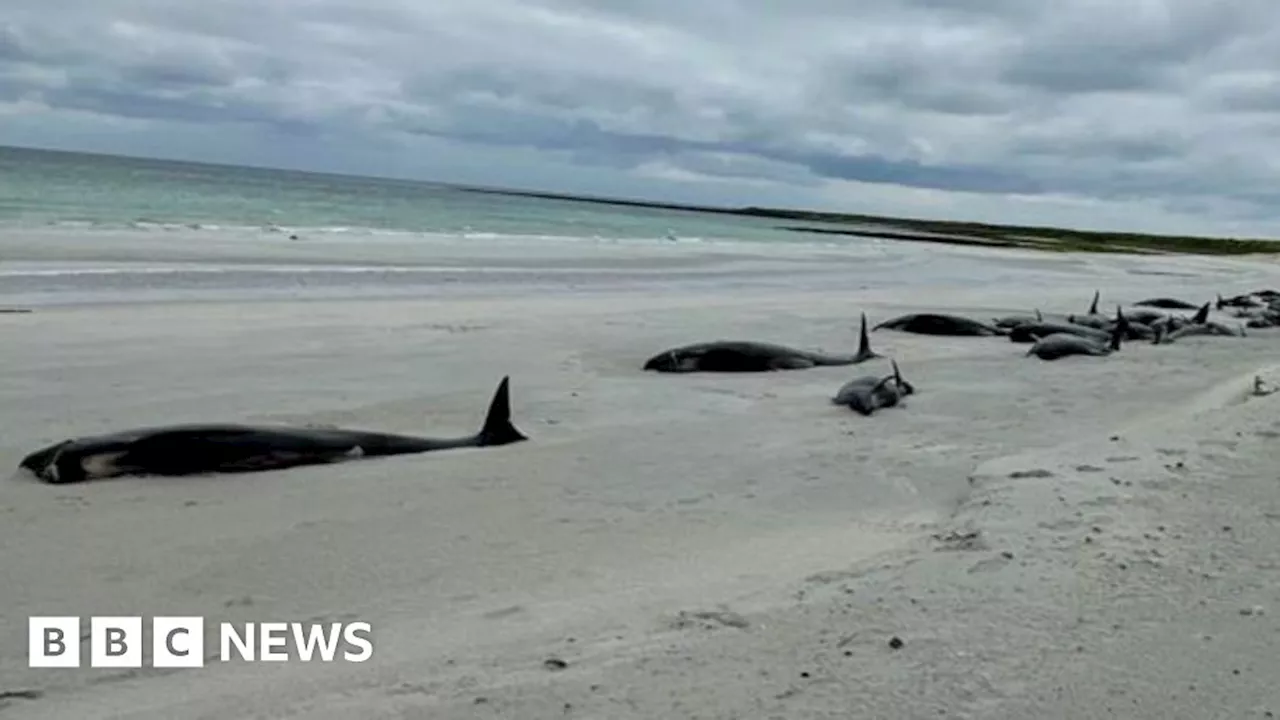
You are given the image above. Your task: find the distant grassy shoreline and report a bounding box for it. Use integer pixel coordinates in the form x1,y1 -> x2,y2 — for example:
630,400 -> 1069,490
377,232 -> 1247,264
465,187 -> 1280,256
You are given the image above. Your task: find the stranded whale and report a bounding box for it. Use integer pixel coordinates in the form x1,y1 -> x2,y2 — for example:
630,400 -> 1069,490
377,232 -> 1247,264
643,313 -> 880,373
872,313 -> 1004,337
831,360 -> 914,416
19,377 -> 528,484
1026,323 -> 1123,361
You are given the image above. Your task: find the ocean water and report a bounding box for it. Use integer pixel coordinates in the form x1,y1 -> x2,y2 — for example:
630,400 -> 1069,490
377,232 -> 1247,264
0,145 -> 853,244
0,144 -> 928,306
1,145 -> 1256,308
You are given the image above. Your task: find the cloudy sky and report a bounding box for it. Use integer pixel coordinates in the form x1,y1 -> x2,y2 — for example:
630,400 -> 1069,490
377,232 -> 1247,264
3,0 -> 1280,235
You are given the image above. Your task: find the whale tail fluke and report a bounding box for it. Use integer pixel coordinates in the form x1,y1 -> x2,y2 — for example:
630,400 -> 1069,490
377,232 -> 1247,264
855,312 -> 881,362
1108,322 -> 1123,352
477,376 -> 528,447
886,358 -> 916,396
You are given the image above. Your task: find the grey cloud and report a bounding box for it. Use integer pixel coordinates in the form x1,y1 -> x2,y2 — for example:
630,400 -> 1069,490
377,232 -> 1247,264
1000,1 -> 1267,94
0,24 -> 34,62
393,69 -> 1038,194
3,0 -> 1280,231
1202,73 -> 1280,112
119,61 -> 236,91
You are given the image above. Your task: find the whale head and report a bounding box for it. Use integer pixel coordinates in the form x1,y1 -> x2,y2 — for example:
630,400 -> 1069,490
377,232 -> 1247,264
18,439 -> 70,475
643,350 -> 698,373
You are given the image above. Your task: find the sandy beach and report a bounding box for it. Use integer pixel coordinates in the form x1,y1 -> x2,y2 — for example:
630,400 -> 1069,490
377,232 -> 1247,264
2,231 -> 1280,718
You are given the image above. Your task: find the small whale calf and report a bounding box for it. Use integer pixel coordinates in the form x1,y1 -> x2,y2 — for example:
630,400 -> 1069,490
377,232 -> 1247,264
643,313 -> 880,373
832,360 -> 913,416
18,377 -> 528,484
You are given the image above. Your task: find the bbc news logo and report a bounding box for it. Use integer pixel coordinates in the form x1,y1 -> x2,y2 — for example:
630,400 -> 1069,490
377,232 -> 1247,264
28,616 -> 373,668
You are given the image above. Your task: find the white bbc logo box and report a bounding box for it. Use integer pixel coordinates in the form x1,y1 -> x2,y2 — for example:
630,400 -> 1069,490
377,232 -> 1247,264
29,616 -> 205,668
29,616 -> 373,668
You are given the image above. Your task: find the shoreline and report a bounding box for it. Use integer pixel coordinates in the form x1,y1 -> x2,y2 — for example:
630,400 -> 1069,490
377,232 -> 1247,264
3,226 -> 1279,312
3,239 -> 1280,718
462,186 -> 1280,255
6,143 -> 1277,256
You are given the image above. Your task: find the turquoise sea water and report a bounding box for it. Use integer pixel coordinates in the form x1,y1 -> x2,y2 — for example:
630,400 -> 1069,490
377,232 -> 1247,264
0,145 -> 848,245
7,144 -> 1246,309
0,144 -> 916,305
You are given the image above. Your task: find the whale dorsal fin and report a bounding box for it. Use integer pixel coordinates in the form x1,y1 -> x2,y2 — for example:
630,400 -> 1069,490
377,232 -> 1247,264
855,312 -> 879,361
1192,302 -> 1210,324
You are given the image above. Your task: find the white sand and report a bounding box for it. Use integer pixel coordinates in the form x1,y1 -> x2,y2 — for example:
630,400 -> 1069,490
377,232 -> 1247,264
2,234 -> 1280,718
